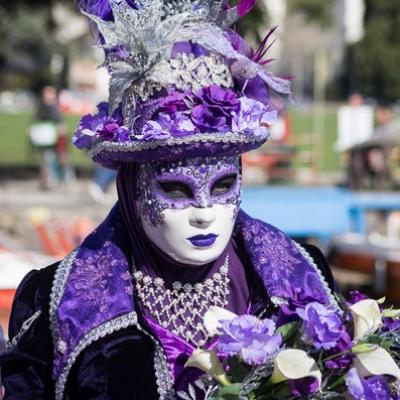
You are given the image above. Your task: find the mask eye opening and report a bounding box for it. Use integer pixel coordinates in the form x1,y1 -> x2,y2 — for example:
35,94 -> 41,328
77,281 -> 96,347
211,173 -> 238,196
157,180 -> 194,199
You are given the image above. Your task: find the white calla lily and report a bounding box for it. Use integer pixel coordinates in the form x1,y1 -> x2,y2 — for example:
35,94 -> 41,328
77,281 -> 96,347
203,306 -> 237,336
353,347 -> 400,381
349,299 -> 382,339
270,349 -> 322,387
185,349 -> 231,386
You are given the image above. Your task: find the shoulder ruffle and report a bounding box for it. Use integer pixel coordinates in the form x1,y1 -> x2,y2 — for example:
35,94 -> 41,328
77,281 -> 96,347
8,265 -> 57,343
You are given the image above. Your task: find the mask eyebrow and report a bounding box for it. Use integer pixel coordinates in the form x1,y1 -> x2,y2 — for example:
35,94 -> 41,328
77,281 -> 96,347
208,164 -> 240,185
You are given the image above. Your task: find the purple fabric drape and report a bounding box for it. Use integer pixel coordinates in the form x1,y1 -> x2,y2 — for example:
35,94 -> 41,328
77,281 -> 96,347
116,163 -> 251,388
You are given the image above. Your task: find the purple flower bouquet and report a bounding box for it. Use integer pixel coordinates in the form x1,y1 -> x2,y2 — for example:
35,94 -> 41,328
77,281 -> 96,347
182,293 -> 400,400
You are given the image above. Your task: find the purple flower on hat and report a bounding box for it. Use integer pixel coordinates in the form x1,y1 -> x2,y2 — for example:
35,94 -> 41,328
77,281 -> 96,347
170,113 -> 196,136
346,368 -> 393,400
114,126 -> 130,142
191,85 -> 239,133
296,302 -> 347,351
98,122 -> 121,141
232,97 -> 276,136
72,102 -> 130,149
158,91 -> 189,114
141,121 -> 170,141
146,112 -> 196,139
217,315 -> 282,365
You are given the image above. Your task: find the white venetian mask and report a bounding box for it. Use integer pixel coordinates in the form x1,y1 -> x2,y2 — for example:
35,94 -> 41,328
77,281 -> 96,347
137,156 -> 241,265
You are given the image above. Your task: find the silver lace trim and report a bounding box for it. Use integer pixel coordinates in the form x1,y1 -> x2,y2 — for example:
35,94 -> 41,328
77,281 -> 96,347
49,250 -> 78,351
134,320 -> 175,399
54,312 -> 139,400
7,310 -> 42,350
88,130 -> 269,159
49,248 -> 174,400
147,53 -> 233,97
294,242 -> 341,311
133,256 -> 230,347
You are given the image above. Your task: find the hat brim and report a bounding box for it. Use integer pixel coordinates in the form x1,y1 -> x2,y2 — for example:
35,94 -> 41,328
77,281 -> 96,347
88,130 -> 269,169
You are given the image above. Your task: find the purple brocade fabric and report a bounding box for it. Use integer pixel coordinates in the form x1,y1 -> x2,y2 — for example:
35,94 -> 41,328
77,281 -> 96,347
235,211 -> 331,307
51,206 -> 334,391
51,207 -> 135,380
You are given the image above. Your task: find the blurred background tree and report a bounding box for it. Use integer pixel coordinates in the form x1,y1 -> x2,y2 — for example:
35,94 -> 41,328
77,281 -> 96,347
0,1 -> 75,93
288,0 -> 334,27
235,1 -> 269,42
345,0 -> 400,103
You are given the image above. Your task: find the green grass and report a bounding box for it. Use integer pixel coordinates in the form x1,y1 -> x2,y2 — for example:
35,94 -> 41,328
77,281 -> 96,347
0,111 -> 90,167
289,107 -> 341,171
0,108 -> 343,171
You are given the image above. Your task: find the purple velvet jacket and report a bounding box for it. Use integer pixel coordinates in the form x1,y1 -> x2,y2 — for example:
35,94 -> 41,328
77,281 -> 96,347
0,206 -> 337,400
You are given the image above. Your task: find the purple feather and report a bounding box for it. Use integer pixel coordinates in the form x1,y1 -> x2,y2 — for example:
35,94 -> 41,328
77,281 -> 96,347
237,0 -> 257,17
78,0 -> 114,20
253,26 -> 278,60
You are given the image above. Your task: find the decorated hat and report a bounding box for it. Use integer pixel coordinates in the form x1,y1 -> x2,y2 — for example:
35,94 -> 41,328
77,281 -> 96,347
73,0 -> 292,168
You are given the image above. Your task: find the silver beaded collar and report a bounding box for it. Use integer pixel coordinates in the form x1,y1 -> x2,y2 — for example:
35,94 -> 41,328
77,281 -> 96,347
133,255 -> 230,347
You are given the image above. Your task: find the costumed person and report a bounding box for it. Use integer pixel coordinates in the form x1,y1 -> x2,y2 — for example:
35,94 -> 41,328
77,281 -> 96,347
0,1 -> 337,399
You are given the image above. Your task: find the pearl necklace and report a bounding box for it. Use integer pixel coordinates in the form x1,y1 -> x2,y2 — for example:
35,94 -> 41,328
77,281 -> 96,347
133,256 -> 230,347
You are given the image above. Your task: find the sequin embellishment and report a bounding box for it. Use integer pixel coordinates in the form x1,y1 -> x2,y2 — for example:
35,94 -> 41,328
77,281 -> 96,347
133,256 -> 230,347
137,156 -> 241,226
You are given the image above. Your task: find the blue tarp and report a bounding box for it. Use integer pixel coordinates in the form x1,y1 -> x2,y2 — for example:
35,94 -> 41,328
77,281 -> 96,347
242,186 -> 400,240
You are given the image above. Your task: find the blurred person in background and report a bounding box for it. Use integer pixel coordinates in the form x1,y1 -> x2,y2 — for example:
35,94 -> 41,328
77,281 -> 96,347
337,93 -> 375,190
29,86 -> 74,189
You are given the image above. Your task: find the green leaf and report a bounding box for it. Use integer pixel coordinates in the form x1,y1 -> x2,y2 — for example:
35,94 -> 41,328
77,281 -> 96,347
253,382 -> 292,400
209,383 -> 243,400
226,357 -> 250,382
366,334 -> 395,351
276,321 -> 300,345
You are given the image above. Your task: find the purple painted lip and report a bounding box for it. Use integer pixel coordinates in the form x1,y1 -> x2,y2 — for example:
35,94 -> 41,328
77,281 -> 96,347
188,234 -> 218,247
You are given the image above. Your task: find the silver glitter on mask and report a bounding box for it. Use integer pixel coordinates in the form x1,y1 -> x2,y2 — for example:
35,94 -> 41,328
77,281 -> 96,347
137,156 -> 241,226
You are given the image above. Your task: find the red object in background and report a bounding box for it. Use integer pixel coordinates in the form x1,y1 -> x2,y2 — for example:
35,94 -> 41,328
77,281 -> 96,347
0,290 -> 15,312
56,133 -> 68,155
0,289 -> 15,336
34,217 -> 94,258
0,217 -> 94,336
